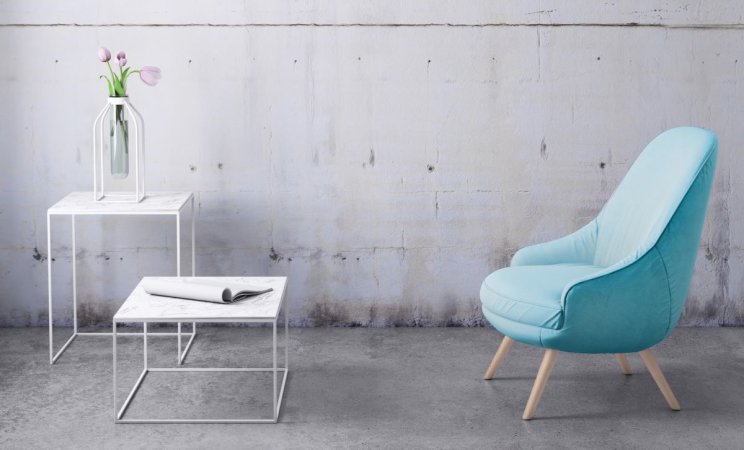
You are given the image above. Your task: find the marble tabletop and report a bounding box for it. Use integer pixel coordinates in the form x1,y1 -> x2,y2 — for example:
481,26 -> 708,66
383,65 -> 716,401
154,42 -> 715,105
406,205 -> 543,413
48,192 -> 193,215
114,277 -> 288,322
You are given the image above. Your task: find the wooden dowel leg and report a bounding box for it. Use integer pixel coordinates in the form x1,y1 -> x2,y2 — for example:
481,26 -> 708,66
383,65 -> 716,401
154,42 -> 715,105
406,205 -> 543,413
483,336 -> 514,380
522,349 -> 558,420
616,354 -> 632,375
639,349 -> 680,411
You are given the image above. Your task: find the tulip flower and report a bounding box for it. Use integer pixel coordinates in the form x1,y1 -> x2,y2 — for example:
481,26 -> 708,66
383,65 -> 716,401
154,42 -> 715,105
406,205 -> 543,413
98,47 -> 111,62
139,66 -> 162,86
98,47 -> 161,96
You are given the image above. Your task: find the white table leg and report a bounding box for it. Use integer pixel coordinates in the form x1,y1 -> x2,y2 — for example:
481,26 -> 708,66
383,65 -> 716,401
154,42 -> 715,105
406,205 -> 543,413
191,196 -> 196,338
144,322 -> 148,369
179,324 -> 197,365
113,321 -> 117,420
48,213 -> 76,365
116,321 -> 149,422
178,322 -> 182,364
176,211 -> 182,365
174,209 -> 196,365
191,195 -> 195,277
176,211 -> 181,277
47,213 -> 53,364
72,215 -> 77,334
285,290 -> 289,371
273,320 -> 278,422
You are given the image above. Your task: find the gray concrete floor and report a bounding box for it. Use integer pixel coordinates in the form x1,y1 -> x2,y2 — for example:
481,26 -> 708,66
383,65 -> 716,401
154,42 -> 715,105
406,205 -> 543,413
1,327 -> 743,449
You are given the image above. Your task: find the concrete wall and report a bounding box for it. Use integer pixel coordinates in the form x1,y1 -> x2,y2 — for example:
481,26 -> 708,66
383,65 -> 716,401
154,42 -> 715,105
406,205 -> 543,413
1,1 -> 742,327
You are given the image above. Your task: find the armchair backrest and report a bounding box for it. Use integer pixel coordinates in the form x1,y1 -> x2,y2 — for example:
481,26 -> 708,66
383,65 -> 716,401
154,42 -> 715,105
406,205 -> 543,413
593,127 -> 718,272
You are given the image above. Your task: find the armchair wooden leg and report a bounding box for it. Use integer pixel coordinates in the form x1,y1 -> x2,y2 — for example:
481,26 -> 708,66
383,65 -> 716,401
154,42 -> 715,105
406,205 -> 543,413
483,336 -> 513,380
522,349 -> 558,420
616,354 -> 632,375
639,349 -> 681,411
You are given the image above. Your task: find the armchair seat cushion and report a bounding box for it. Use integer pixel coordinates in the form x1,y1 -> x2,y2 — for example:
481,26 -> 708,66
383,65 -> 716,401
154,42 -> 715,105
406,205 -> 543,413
481,263 -> 603,330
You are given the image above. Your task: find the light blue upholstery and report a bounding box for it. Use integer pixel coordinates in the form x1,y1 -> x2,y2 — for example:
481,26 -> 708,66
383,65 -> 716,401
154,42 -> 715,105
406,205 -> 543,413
481,127 -> 717,353
481,263 -> 603,330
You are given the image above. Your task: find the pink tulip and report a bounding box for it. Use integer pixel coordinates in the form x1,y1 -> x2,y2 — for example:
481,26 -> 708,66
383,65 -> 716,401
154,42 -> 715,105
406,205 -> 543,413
98,47 -> 111,62
118,57 -> 127,67
139,66 -> 161,86
116,51 -> 126,61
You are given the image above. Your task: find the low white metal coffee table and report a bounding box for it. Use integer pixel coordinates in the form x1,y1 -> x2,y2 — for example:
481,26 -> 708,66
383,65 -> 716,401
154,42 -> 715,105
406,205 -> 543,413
113,276 -> 288,424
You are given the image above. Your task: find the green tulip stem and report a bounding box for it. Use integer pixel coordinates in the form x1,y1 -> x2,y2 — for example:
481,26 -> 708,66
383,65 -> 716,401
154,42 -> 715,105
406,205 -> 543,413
106,60 -> 125,96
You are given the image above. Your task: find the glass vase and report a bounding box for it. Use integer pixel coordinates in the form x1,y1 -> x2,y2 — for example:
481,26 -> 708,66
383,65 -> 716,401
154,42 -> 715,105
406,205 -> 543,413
110,104 -> 129,179
93,96 -> 145,202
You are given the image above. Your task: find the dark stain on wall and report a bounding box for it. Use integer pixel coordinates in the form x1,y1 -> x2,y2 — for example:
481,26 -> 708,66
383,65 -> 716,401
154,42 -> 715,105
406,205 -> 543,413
441,299 -> 458,327
269,247 -> 284,262
32,247 -> 47,262
540,137 -> 548,160
77,302 -> 118,327
48,297 -> 489,328
368,304 -> 378,324
490,239 -> 516,270
390,304 -> 430,327
309,302 -> 349,326
333,253 -> 347,261
708,197 -> 730,324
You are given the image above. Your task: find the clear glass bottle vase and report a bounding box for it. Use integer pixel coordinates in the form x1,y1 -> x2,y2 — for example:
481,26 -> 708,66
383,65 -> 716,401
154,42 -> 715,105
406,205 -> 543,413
93,95 -> 145,202
110,103 -> 129,178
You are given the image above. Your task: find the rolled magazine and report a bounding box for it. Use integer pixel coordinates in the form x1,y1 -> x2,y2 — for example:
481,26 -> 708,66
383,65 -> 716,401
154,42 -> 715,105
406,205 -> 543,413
142,278 -> 273,304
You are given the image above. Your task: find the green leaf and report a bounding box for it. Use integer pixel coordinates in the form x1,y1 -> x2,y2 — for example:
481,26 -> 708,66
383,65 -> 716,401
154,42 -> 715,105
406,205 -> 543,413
113,78 -> 125,96
121,67 -> 131,92
100,75 -> 114,97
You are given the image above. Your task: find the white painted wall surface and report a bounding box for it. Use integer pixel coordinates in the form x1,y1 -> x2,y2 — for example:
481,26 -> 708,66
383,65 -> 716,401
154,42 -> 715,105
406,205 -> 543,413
0,1 -> 740,326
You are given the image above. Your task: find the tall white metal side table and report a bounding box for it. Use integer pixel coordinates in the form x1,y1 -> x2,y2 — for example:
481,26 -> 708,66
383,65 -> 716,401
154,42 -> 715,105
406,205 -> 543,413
113,276 -> 289,423
47,192 -> 197,364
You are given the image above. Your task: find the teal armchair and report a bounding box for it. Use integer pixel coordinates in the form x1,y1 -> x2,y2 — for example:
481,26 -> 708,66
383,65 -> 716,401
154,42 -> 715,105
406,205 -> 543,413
480,127 -> 717,419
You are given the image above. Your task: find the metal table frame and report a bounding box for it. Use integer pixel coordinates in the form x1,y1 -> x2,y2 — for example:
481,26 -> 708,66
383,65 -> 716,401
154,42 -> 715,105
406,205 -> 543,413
113,289 -> 289,424
47,192 -> 197,365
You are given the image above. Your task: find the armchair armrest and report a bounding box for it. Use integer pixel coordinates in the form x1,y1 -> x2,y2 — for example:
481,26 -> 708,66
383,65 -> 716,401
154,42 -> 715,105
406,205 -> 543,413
542,246 -> 672,353
511,220 -> 598,267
